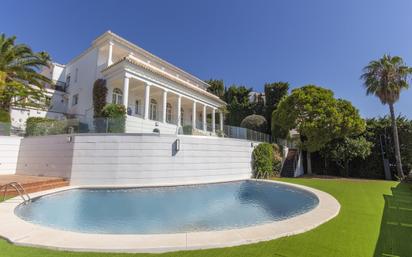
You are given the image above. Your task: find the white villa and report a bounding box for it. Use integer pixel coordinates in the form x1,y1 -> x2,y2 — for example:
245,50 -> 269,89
16,31 -> 226,135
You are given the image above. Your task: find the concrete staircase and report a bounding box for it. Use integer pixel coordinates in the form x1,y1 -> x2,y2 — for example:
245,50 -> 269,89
1,177 -> 69,197
280,149 -> 298,178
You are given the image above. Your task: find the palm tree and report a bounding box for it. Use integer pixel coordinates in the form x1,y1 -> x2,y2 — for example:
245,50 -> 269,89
0,34 -> 51,111
361,54 -> 412,179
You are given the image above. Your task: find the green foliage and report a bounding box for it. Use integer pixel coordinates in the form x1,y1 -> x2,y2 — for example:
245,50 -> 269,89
272,144 -> 283,175
0,109 -> 10,122
361,54 -> 412,179
321,136 -> 372,177
205,79 -> 224,98
223,85 -> 254,126
0,109 -> 10,135
25,117 -> 67,136
101,104 -> 126,133
92,79 -> 107,117
240,114 -> 268,133
361,54 -> 412,105
355,116 -> 412,178
273,85 -> 365,153
264,82 -> 289,134
182,125 -> 193,135
0,34 -> 51,111
252,143 -> 274,178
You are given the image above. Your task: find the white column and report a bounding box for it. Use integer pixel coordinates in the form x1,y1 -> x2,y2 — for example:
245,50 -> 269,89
219,111 -> 224,131
162,90 -> 167,123
192,101 -> 196,129
202,105 -> 207,131
122,75 -> 129,108
212,108 -> 216,133
143,83 -> 151,120
176,95 -> 182,127
107,41 -> 113,66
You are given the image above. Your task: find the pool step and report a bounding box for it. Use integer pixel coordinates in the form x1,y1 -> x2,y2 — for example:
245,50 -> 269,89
2,178 -> 69,197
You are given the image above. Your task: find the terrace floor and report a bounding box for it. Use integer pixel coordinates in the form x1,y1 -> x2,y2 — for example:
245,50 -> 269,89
0,175 -> 68,196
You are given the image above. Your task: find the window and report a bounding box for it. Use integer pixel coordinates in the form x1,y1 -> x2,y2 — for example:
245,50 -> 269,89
74,68 -> 78,83
150,99 -> 157,120
72,94 -> 79,106
166,103 -> 172,123
112,88 -> 123,104
66,74 -> 71,87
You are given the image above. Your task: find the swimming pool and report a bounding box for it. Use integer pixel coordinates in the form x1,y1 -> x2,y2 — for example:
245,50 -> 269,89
15,180 -> 319,234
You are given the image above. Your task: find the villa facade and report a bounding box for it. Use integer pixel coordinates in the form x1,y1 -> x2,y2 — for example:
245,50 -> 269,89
35,31 -> 226,135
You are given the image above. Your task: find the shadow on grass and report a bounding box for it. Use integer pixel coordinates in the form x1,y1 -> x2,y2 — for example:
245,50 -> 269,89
374,182 -> 412,257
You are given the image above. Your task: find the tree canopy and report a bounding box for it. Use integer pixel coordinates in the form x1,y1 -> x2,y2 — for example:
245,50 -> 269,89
240,114 -> 268,133
0,34 -> 51,111
205,79 -> 224,99
272,85 -> 365,173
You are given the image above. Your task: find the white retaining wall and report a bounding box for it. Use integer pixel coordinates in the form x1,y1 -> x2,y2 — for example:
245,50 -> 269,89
0,137 -> 21,175
16,136 -> 74,178
14,134 -> 254,185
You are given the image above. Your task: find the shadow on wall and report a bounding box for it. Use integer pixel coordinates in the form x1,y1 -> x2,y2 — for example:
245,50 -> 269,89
373,183 -> 412,257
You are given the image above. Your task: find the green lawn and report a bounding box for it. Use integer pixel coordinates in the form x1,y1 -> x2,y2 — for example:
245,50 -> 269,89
0,178 -> 411,257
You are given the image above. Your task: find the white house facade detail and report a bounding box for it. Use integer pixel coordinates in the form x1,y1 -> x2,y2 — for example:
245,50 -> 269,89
34,31 -> 226,135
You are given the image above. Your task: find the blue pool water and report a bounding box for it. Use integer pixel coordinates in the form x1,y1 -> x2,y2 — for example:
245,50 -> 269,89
15,180 -> 319,234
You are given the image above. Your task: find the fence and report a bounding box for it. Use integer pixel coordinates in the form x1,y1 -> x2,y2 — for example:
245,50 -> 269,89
2,118 -> 271,143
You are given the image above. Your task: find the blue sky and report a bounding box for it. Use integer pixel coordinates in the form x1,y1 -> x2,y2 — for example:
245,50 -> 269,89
2,0 -> 411,118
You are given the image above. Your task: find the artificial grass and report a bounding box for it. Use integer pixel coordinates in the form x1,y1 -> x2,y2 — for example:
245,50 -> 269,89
0,178 -> 411,257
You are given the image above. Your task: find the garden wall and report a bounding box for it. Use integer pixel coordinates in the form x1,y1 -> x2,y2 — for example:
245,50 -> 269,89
15,134 -> 254,185
0,136 -> 21,175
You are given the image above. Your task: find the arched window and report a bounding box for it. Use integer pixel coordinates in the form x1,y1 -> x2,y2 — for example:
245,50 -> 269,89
150,99 -> 157,120
166,103 -> 172,123
180,108 -> 184,126
112,88 -> 123,104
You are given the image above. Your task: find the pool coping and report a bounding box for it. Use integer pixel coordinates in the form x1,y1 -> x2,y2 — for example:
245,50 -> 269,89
0,179 -> 340,253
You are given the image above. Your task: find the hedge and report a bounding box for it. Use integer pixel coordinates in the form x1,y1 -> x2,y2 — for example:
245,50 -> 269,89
25,117 -> 68,136
0,109 -> 11,135
252,143 -> 274,178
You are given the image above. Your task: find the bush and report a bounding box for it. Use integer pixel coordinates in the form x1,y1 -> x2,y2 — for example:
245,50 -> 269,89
0,109 -> 11,135
252,143 -> 274,178
241,114 -> 268,133
25,117 -> 68,136
101,104 -> 126,133
183,125 -> 193,135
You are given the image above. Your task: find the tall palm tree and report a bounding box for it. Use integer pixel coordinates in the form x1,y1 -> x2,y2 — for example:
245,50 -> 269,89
0,34 -> 51,111
361,54 -> 412,179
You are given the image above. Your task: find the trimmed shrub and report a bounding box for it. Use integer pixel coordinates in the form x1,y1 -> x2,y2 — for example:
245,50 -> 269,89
252,143 -> 274,178
25,117 -> 67,136
241,114 -> 268,133
101,104 -> 126,133
183,125 -> 193,135
0,109 -> 11,135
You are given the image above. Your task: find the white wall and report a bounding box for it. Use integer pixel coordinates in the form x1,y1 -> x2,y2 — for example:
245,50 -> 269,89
15,136 -> 74,178
10,107 -> 66,133
15,134 -> 254,186
0,137 -> 21,175
126,116 -> 177,134
66,48 -> 99,119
